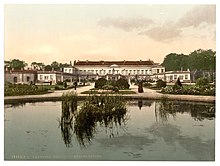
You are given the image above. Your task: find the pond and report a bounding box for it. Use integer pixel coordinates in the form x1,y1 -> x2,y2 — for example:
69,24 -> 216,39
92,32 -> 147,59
4,99 -> 215,161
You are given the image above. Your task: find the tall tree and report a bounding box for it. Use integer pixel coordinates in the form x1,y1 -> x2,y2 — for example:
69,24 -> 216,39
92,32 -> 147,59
31,62 -> 45,70
4,59 -> 27,70
161,53 -> 189,71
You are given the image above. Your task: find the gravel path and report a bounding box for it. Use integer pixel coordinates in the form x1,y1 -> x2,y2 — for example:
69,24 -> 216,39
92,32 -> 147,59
4,83 -> 215,103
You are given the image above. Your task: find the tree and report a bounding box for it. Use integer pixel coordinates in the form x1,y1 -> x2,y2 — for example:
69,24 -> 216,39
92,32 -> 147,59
161,53 -> 189,71
31,62 -> 45,70
4,59 -> 27,70
51,61 -> 60,71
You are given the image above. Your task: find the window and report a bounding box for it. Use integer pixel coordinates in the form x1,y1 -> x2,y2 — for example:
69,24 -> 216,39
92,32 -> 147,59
185,74 -> 188,80
44,76 -> 49,80
40,75 -> 43,80
161,69 -> 164,73
109,70 -> 111,74
50,75 -> 53,80
174,75 -> 177,79
145,70 -> 148,74
103,70 -> 106,74
96,70 -> 98,74
26,76 -> 30,82
125,70 -> 128,75
141,70 -> 144,74
69,69 -> 71,73
157,69 -> 160,73
99,70 -> 102,74
179,75 -> 184,80
137,70 -> 140,74
129,70 -> 132,74
13,76 -> 17,83
133,70 -> 136,74
65,69 -> 68,72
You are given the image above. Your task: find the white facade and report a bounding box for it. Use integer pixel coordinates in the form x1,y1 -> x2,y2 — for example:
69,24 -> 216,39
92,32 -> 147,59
74,60 -> 165,81
37,71 -> 77,84
37,71 -> 63,84
164,71 -> 191,83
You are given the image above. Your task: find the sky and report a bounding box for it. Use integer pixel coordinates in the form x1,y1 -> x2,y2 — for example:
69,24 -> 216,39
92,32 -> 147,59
4,4 -> 216,65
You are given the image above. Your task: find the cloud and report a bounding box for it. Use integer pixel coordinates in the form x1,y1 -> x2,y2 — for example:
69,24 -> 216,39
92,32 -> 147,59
177,5 -> 216,28
98,17 -> 154,32
139,22 -> 182,42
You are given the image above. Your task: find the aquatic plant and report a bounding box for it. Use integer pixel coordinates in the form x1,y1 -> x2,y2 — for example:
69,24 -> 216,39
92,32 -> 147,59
59,91 -> 77,147
74,94 -> 127,147
155,96 -> 176,123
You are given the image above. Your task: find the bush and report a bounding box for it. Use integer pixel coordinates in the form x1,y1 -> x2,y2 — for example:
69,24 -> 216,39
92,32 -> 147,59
95,78 -> 107,89
156,79 -> 166,88
56,81 -> 63,85
102,85 -> 114,90
116,78 -> 130,89
196,77 -> 209,87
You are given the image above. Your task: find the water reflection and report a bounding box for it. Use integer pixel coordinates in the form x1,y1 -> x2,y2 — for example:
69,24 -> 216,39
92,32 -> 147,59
59,92 -> 77,147
145,123 -> 215,160
155,100 -> 215,123
59,94 -> 128,147
74,95 -> 128,147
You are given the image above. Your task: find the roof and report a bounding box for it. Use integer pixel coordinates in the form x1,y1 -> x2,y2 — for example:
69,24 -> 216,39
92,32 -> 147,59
74,60 -> 155,66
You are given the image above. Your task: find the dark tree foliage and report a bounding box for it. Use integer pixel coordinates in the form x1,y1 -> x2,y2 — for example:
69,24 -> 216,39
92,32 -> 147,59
4,59 -> 27,70
94,78 -> 107,89
116,78 -> 130,89
161,49 -> 216,72
156,79 -> 167,88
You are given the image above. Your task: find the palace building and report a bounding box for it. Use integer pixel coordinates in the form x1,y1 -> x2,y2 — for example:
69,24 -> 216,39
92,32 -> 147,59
73,60 -> 166,81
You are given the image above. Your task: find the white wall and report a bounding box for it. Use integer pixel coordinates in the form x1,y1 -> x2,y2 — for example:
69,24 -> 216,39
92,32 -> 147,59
75,65 -> 162,76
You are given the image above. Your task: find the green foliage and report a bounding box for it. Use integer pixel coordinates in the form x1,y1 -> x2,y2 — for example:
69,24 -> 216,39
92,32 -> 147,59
63,82 -> 67,88
162,53 -> 189,71
161,49 -> 216,72
4,84 -> 49,96
74,94 -> 127,146
156,79 -> 167,88
161,84 -> 215,96
4,59 -> 27,70
115,78 -> 130,89
196,77 -> 209,87
94,78 -> 107,88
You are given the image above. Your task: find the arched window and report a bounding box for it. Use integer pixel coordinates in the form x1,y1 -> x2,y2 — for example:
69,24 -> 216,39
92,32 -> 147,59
13,77 -> 17,83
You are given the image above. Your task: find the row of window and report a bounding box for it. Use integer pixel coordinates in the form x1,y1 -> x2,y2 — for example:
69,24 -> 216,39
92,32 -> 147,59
13,76 -> 30,83
39,75 -> 54,80
167,74 -> 189,80
79,69 -> 161,75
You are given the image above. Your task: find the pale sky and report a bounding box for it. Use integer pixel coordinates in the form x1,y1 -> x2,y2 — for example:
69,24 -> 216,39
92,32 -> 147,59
4,4 -> 216,65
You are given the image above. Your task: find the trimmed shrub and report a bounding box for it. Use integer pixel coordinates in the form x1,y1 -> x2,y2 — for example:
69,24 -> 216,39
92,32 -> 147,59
116,78 -> 130,89
156,79 -> 166,88
196,77 -> 209,87
138,82 -> 144,93
95,78 -> 107,89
